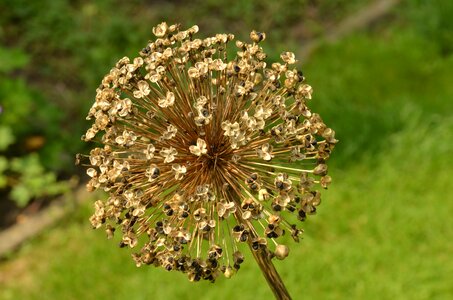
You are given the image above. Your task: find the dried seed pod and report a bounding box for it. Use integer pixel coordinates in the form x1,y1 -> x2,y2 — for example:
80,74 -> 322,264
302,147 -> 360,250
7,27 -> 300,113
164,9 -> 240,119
274,244 -> 289,260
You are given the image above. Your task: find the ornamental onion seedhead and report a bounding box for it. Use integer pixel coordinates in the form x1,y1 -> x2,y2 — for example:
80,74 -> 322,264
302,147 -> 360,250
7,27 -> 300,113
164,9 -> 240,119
78,22 -> 337,286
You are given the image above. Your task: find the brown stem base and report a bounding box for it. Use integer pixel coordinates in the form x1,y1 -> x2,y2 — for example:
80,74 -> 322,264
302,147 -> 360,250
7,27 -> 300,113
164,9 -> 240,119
248,243 -> 292,300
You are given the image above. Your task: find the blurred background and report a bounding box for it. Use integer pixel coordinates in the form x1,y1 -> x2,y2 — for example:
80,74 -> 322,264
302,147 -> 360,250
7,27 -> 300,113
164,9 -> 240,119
0,0 -> 452,299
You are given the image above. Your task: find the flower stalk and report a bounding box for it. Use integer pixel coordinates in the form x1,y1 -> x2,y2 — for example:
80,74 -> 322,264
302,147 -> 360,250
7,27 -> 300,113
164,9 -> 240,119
250,243 -> 291,300
235,209 -> 292,299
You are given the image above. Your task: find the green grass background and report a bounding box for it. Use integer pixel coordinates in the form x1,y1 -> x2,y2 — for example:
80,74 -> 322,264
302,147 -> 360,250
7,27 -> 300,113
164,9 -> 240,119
1,0 -> 452,299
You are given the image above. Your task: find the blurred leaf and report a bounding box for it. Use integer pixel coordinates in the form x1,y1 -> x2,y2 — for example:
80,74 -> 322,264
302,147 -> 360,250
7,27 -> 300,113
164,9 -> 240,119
9,153 -> 70,207
0,156 -> 8,188
0,177 -> 6,188
10,154 -> 43,174
0,47 -> 29,73
0,74 -> 34,134
0,52 -> 66,169
10,184 -> 31,207
0,156 -> 7,172
0,125 -> 15,150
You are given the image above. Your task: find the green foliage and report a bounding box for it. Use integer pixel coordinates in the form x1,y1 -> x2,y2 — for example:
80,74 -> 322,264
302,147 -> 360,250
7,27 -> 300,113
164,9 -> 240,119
0,126 -> 14,188
0,126 -> 15,151
0,119 -> 70,206
405,0 -> 453,55
0,47 -> 29,72
8,154 -> 70,207
0,156 -> 8,188
0,48 -> 33,133
0,46 -> 69,206
0,46 -> 64,166
0,152 -> 71,207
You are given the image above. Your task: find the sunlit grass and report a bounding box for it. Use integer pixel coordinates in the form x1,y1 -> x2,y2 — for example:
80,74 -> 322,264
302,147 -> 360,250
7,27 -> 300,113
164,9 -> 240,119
305,30 -> 453,167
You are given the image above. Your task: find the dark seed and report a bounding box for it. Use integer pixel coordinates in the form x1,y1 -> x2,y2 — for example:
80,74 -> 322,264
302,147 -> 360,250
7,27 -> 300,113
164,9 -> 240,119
256,32 -> 264,42
298,209 -> 306,221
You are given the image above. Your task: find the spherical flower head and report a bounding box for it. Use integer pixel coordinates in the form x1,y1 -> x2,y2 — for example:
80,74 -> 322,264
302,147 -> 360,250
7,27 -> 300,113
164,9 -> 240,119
78,22 -> 337,282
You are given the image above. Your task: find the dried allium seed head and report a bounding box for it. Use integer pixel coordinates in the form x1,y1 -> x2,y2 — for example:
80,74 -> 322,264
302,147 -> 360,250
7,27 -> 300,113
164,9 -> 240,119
78,22 -> 337,282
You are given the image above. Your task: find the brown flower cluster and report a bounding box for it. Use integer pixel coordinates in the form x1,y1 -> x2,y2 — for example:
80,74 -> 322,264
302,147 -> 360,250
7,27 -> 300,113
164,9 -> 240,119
78,22 -> 337,282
